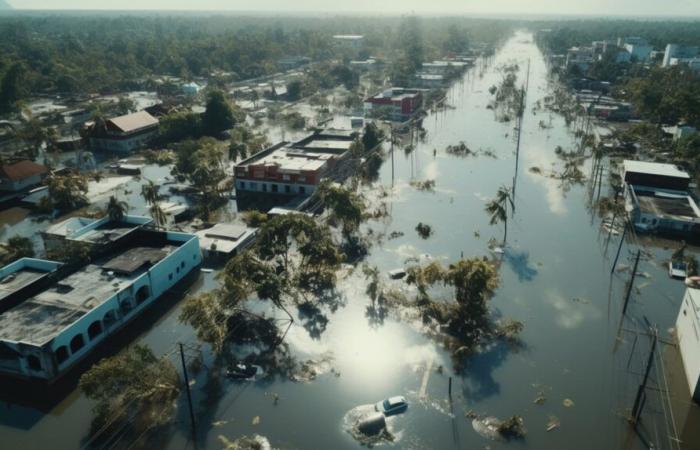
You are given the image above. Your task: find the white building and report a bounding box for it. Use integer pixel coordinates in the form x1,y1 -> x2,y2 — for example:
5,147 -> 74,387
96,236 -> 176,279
333,35 -> 365,49
624,43 -> 653,61
676,287 -> 700,402
195,223 -> 257,260
663,44 -> 699,67
566,47 -> 594,71
0,216 -> 201,382
89,111 -> 159,154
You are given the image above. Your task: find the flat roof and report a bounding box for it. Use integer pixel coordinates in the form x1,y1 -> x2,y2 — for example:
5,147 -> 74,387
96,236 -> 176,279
297,139 -> 353,152
247,148 -> 332,172
107,111 -> 158,134
634,188 -> 700,220
0,268 -> 47,303
196,224 -> 256,254
0,243 -> 178,346
624,160 -> 690,180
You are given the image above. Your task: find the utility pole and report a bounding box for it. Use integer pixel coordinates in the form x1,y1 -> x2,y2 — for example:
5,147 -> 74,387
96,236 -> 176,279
622,250 -> 642,317
611,225 -> 628,274
179,343 -> 197,450
630,328 -> 658,426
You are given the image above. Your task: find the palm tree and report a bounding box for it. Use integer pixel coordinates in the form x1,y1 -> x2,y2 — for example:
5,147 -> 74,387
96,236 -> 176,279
485,185 -> 515,244
149,203 -> 167,229
141,180 -> 160,206
0,236 -> 35,265
106,196 -> 128,222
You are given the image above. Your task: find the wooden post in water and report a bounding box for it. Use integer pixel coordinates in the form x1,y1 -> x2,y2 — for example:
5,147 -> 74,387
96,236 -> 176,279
448,376 -> 453,399
622,250 -> 642,317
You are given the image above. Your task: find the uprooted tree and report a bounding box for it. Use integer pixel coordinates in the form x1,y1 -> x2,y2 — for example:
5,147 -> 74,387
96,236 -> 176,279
404,257 -> 522,368
180,214 -> 343,354
79,344 -> 180,433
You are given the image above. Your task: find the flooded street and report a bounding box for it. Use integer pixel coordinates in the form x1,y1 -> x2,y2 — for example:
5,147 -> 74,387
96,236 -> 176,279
0,30 -> 693,450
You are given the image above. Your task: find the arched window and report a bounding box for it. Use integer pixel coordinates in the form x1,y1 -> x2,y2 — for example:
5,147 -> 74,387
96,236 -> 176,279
136,285 -> 150,304
88,321 -> 103,340
55,346 -> 69,364
103,310 -> 117,328
27,355 -> 42,371
70,334 -> 85,353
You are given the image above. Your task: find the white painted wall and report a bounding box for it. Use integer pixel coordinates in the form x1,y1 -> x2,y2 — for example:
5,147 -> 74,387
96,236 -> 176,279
676,289 -> 700,401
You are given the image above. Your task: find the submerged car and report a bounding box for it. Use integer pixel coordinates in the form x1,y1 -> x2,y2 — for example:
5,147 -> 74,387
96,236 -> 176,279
226,362 -> 263,380
375,396 -> 408,416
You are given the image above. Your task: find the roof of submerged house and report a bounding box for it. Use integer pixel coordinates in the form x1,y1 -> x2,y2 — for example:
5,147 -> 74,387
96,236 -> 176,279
0,160 -> 48,181
107,111 -> 159,134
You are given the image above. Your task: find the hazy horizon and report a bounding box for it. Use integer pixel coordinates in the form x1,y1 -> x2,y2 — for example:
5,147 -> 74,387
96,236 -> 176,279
5,0 -> 700,17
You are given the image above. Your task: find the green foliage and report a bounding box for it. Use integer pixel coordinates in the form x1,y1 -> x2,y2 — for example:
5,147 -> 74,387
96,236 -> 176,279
317,182 -> 366,237
240,210 -> 269,227
202,90 -> 235,136
181,214 -> 343,353
0,236 -> 34,266
45,173 -> 89,213
79,344 -> 180,429
485,185 -> 514,243
46,240 -> 91,264
415,222 -> 433,239
0,62 -> 26,113
286,80 -> 303,101
361,122 -> 384,151
158,111 -> 203,143
105,195 -> 128,222
623,66 -> 700,126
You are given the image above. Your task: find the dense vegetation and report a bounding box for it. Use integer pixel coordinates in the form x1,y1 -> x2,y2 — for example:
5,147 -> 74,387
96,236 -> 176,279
0,14 -> 512,113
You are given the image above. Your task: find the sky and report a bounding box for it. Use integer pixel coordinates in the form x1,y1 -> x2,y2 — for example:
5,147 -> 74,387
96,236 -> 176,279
5,0 -> 700,17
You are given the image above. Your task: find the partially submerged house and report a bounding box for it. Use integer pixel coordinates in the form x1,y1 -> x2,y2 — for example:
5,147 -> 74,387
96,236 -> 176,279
234,129 -> 358,197
623,160 -> 700,234
88,111 -> 159,153
364,88 -> 424,122
676,287 -> 700,402
195,223 -> 257,261
0,160 -> 48,193
0,215 -> 201,382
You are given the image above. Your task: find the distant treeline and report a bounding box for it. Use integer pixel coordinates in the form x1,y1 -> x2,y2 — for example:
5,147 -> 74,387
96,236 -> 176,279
0,14 -> 513,113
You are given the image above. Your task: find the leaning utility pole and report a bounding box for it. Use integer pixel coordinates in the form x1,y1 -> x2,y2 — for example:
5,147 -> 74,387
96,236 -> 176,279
630,328 -> 658,426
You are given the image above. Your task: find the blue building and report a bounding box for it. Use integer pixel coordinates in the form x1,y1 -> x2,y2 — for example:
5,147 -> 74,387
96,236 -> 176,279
0,216 -> 201,382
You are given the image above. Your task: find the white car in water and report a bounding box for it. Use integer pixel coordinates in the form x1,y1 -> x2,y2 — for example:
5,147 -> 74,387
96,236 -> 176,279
375,396 -> 408,416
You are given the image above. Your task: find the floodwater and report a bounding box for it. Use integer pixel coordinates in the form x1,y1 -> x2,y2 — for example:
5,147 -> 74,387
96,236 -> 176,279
0,31 -> 697,450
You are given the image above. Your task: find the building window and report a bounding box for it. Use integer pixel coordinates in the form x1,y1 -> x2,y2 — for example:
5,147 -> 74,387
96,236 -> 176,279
181,261 -> 186,269
285,185 -> 291,193
176,267 -> 180,274
88,321 -> 103,340
193,254 -> 197,260
299,186 -> 306,195
136,285 -> 150,304
55,346 -> 69,364
240,181 -> 245,189
298,176 -> 306,182
169,273 -> 173,280
282,174 -> 290,181
250,182 -> 257,190
70,334 -> 85,353
262,184 -> 267,192
27,355 -> 42,371
272,184 -> 279,193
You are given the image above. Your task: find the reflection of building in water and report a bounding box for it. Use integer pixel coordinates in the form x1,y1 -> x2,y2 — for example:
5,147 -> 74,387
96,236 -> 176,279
0,215 -> 201,382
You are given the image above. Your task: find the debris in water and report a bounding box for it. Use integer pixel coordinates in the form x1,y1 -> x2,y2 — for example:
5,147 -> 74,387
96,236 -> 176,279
218,434 -> 272,450
546,416 -> 560,432
563,398 -> 575,408
415,223 -> 433,239
534,393 -> 546,405
252,416 -> 261,425
472,415 -> 526,440
212,420 -> 228,427
344,404 -> 397,447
